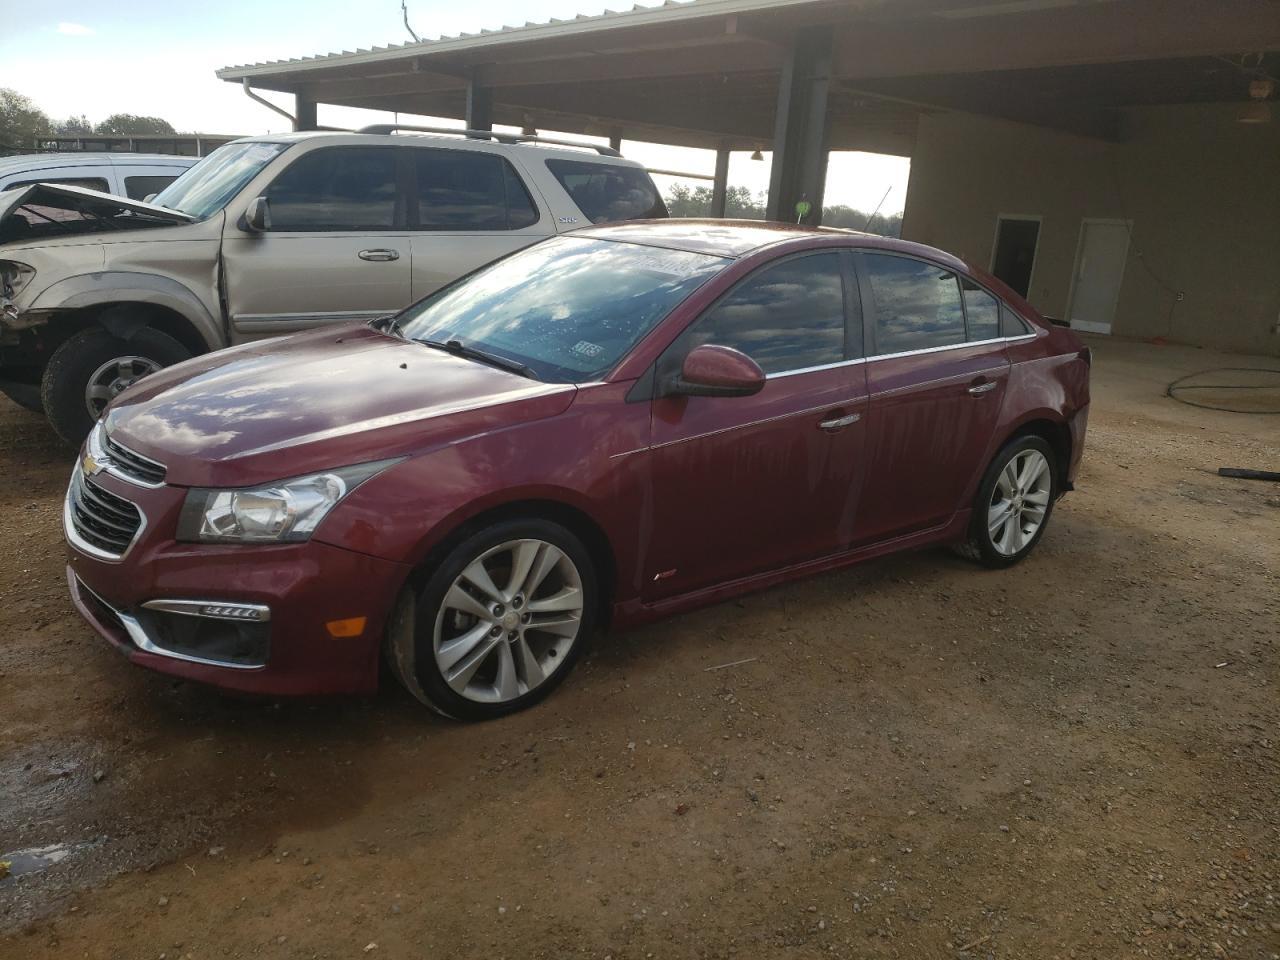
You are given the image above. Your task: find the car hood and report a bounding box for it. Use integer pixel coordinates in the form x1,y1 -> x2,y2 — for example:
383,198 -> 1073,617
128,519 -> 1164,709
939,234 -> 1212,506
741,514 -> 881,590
0,182 -> 194,246
103,325 -> 577,488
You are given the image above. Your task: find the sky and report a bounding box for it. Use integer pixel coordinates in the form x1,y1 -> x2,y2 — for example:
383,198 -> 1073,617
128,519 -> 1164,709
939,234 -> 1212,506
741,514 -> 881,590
0,1 -> 910,213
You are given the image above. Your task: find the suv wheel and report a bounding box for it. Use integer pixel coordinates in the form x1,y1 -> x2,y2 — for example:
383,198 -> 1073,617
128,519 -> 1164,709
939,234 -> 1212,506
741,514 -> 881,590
41,327 -> 190,445
395,519 -> 597,721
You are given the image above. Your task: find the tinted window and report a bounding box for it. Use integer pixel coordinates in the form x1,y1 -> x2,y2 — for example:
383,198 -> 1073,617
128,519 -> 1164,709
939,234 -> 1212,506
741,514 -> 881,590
398,237 -> 726,383
265,147 -> 398,231
862,254 -> 966,355
415,150 -> 538,230
1001,304 -> 1033,337
124,175 -> 178,200
676,253 -> 847,375
962,278 -> 1000,341
545,159 -> 666,223
6,177 -> 109,192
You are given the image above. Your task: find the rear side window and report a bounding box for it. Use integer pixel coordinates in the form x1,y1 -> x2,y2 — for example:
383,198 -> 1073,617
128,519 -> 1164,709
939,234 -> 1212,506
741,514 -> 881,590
962,278 -> 1000,341
124,175 -> 179,200
861,254 -> 966,355
265,147 -> 399,231
5,176 -> 110,193
414,150 -> 539,230
674,252 -> 848,375
1001,304 -> 1033,337
545,159 -> 666,224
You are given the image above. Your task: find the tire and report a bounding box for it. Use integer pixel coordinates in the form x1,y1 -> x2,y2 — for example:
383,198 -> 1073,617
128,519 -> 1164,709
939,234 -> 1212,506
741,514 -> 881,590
41,326 -> 191,446
953,434 -> 1058,569
0,381 -> 43,413
398,519 -> 597,721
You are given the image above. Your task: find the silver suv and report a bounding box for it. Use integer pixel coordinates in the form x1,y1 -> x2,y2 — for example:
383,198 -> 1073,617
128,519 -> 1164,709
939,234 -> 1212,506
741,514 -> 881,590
0,127 -> 667,442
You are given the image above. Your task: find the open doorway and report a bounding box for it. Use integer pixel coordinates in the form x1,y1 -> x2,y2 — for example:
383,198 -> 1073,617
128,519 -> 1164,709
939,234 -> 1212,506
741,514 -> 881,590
990,215 -> 1041,299
1067,218 -> 1132,335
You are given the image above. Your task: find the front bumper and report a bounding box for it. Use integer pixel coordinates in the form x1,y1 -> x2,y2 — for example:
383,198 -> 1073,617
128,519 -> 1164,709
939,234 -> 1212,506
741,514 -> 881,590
64,463 -> 412,697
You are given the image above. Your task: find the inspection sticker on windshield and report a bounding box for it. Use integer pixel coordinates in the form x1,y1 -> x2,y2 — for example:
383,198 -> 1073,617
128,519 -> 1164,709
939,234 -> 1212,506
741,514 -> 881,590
571,340 -> 605,359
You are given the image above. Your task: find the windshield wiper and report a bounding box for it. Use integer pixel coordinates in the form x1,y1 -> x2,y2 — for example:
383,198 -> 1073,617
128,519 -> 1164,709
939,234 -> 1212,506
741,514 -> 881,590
416,338 -> 540,381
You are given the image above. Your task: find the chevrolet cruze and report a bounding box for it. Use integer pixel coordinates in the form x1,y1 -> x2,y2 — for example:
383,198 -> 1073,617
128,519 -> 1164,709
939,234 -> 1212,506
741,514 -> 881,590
64,221 -> 1090,720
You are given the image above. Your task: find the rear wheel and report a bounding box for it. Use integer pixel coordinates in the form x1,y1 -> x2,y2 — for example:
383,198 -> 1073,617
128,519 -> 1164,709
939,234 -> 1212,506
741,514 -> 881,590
397,519 -> 597,721
41,326 -> 190,445
954,435 -> 1058,568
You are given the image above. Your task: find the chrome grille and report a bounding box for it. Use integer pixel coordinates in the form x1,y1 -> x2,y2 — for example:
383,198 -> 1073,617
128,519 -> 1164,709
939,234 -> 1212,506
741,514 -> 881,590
102,432 -> 166,485
68,470 -> 143,557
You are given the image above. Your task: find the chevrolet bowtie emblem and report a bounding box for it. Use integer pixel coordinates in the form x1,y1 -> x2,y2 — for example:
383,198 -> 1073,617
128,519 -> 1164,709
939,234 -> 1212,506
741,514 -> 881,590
82,452 -> 106,476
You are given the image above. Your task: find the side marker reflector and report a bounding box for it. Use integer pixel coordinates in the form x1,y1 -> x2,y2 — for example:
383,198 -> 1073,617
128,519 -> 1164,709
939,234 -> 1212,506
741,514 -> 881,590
326,617 -> 367,638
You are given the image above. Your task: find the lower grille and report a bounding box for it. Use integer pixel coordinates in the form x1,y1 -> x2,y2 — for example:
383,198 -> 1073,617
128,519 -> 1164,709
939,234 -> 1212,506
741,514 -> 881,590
68,470 -> 143,557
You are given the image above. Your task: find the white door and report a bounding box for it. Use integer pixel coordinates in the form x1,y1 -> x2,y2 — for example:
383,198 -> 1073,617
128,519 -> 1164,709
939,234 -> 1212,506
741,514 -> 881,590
1068,220 -> 1130,334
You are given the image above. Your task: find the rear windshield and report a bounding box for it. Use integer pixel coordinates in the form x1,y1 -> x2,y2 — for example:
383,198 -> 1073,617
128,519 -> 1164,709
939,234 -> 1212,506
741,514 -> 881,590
545,159 -> 667,224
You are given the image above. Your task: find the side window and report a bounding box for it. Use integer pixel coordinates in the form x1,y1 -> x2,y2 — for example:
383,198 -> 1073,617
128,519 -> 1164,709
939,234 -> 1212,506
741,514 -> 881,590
415,150 -> 539,230
861,254 -> 966,355
1001,304 -> 1033,337
961,278 -> 1000,342
673,252 -> 847,375
124,175 -> 179,201
545,158 -> 667,223
264,147 -> 399,231
6,176 -> 110,193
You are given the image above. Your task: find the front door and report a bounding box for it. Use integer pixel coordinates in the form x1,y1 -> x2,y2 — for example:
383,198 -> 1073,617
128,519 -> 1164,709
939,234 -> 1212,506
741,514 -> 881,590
853,253 -> 1010,545
223,145 -> 413,340
1068,219 -> 1131,335
644,251 -> 868,602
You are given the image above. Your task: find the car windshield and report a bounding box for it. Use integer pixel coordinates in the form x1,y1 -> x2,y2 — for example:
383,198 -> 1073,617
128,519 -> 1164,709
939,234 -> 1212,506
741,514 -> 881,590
397,236 -> 729,382
151,141 -> 290,219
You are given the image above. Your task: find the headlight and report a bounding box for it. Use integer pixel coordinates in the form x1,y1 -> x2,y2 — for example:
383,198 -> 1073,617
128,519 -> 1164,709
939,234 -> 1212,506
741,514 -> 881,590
176,460 -> 398,544
0,260 -> 35,300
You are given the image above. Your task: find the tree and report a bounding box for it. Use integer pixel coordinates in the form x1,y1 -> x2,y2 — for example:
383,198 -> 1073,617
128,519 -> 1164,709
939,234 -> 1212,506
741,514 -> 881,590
56,114 -> 94,136
0,88 -> 53,151
664,183 -> 902,238
95,114 -> 176,136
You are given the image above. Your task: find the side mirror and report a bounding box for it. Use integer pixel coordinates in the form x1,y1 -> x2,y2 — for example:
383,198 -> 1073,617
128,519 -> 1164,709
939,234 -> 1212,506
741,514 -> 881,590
244,196 -> 270,232
665,344 -> 765,398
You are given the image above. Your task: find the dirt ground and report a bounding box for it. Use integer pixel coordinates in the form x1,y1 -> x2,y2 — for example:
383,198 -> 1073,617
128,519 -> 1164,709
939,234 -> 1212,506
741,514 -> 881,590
1,335 -> 1277,960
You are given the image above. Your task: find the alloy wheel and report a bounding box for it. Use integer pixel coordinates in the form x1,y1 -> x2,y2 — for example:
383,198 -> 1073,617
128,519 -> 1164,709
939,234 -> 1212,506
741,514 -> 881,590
987,449 -> 1052,556
433,538 -> 585,704
85,356 -> 162,418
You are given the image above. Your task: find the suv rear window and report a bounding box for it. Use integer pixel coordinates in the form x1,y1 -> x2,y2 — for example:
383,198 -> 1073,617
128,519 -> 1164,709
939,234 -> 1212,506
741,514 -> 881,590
544,159 -> 666,224
415,150 -> 539,230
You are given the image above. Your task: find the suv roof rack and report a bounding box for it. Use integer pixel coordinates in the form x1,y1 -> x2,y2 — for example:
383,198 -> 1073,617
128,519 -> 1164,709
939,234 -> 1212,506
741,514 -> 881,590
356,124 -> 622,158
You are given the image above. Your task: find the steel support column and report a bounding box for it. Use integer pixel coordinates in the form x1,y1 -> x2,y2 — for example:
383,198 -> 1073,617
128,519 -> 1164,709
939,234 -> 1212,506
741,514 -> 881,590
609,130 -> 623,153
293,95 -> 318,132
710,147 -> 731,218
466,78 -> 493,134
765,28 -> 832,225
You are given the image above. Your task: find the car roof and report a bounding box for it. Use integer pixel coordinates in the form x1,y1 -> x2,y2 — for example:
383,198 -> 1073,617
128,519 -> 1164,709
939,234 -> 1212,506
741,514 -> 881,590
231,131 -> 648,167
0,153 -> 197,174
578,218 -> 969,270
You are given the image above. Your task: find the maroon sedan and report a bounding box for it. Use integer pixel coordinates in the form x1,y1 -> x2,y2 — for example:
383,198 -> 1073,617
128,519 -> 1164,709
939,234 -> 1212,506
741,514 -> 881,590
64,221 -> 1090,720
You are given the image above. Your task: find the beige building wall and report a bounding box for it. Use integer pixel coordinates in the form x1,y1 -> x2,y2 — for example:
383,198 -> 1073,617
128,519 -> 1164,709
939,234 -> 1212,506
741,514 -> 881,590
900,105 -> 1280,357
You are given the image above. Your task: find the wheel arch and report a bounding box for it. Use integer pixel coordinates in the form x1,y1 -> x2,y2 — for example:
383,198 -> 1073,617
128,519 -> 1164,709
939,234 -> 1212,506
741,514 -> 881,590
1001,413 -> 1073,491
405,496 -> 619,628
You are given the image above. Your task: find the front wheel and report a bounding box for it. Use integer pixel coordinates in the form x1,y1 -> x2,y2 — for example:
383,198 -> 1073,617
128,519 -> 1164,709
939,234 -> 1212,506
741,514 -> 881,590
397,519 -> 597,721
954,435 -> 1058,568
41,326 -> 191,445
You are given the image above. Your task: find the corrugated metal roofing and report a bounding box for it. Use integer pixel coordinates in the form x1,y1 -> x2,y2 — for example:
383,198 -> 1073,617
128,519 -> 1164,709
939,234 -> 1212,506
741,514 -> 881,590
216,0 -> 830,77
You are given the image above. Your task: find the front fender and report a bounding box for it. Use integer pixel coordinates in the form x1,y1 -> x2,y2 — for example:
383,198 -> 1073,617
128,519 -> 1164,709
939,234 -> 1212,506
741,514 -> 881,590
27,272 -> 223,350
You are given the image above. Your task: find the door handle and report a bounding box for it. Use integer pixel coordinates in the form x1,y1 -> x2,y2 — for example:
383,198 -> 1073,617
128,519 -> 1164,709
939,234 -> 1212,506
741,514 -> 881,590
819,412 -> 862,431
968,380 -> 998,396
358,249 -> 400,262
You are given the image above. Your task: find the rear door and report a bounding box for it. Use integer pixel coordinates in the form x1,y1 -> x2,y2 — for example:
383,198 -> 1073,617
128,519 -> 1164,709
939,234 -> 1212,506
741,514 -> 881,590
222,145 -> 413,339
853,253 -> 1009,545
643,250 -> 868,602
407,147 -> 554,299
